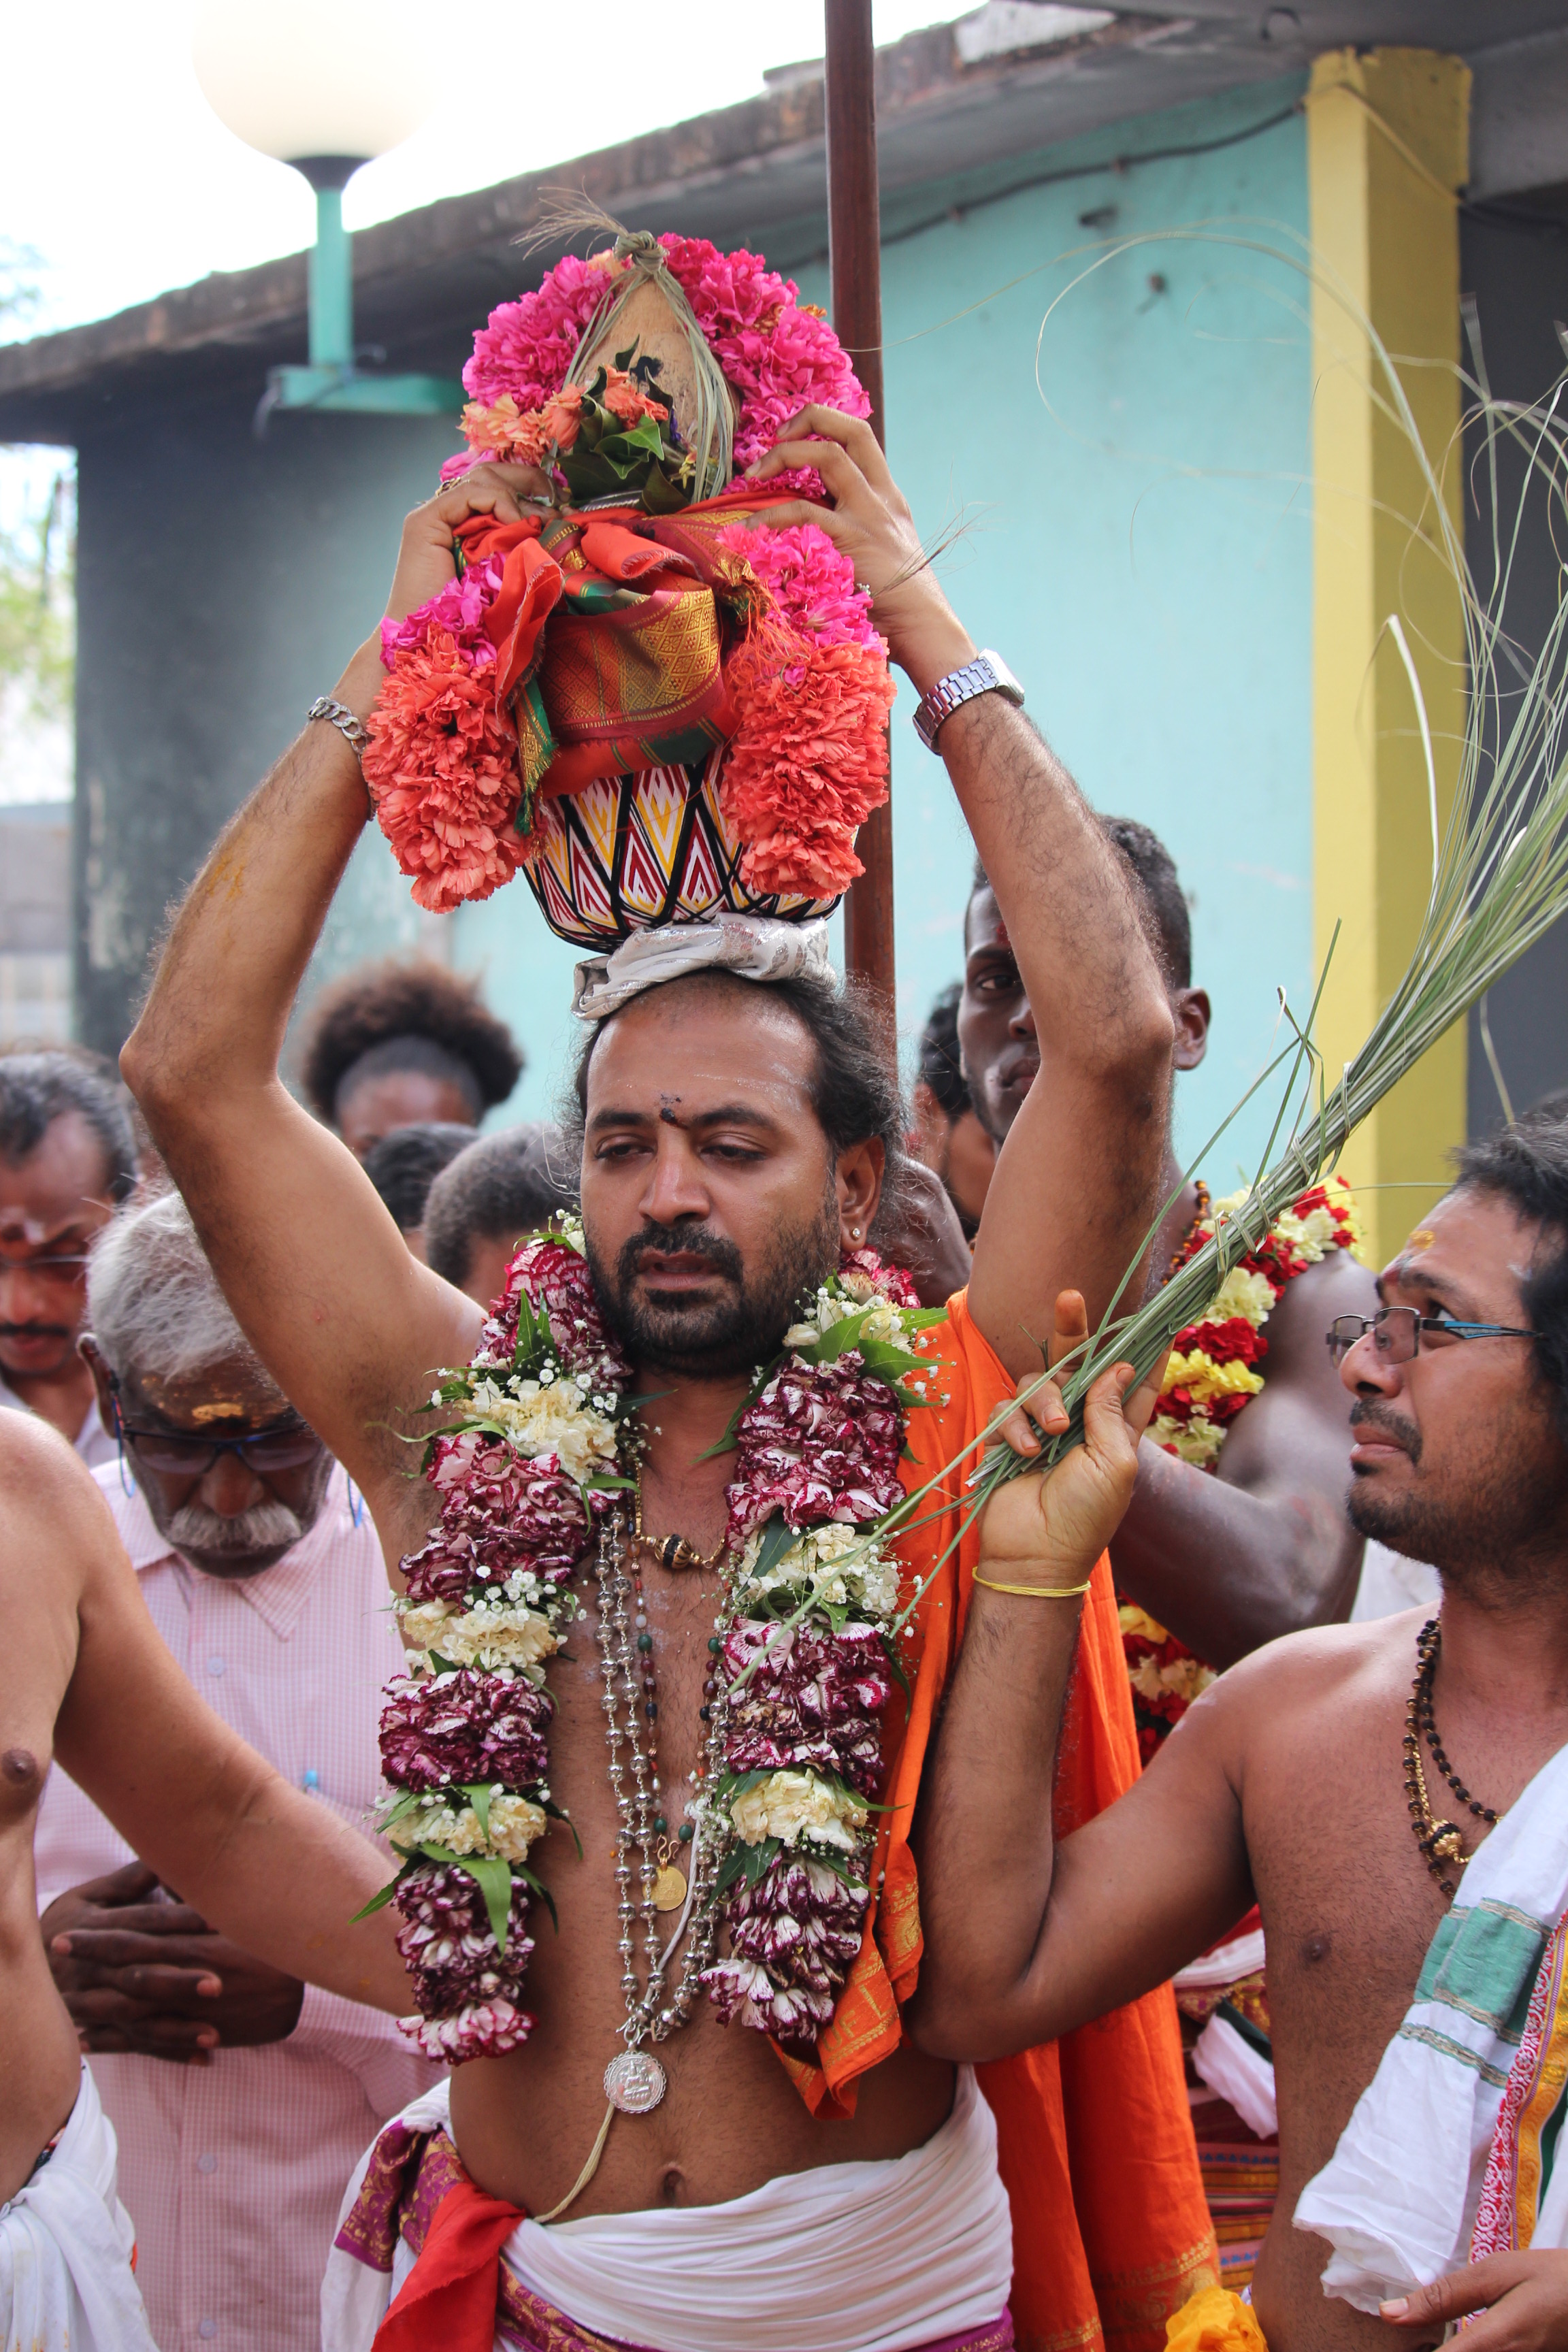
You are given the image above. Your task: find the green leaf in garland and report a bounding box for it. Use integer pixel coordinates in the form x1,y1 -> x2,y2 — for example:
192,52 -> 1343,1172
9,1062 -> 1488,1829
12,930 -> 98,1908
512,1861 -> 559,1934
808,1307 -> 874,1362
419,1844 -> 514,1953
349,1870 -> 406,1924
879,1627 -> 913,1703
539,1795 -> 583,1859
460,1783 -> 493,1843
750,1517 -> 799,1582
857,1337 -> 928,1382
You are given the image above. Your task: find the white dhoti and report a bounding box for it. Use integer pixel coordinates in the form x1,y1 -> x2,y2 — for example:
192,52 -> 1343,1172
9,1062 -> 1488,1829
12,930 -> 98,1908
1294,1739 -> 1568,2312
0,2060 -> 158,2352
325,2068 -> 1013,2352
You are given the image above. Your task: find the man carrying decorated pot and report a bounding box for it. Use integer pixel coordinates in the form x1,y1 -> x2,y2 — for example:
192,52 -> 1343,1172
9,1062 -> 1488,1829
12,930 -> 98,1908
122,229 -> 1211,2352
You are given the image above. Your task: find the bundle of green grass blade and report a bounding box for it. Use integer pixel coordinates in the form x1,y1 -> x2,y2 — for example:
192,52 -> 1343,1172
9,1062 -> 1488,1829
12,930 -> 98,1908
921,250 -> 1568,1537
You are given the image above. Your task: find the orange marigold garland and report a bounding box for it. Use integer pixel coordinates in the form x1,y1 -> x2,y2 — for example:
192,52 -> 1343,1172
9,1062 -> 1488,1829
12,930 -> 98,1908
363,631 -> 534,916
719,623 -> 896,898
1121,1174 -> 1364,1761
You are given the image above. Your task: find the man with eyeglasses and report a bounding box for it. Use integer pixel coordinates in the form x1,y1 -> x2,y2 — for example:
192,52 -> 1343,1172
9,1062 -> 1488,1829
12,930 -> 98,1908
0,1051 -> 137,1468
32,1187 -> 439,2352
913,1100 -> 1568,2352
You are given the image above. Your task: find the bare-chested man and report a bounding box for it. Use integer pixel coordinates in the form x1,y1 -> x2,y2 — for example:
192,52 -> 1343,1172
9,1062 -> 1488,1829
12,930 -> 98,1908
0,1409 -> 410,2347
915,1104 -> 1568,2352
120,414 -> 1213,2352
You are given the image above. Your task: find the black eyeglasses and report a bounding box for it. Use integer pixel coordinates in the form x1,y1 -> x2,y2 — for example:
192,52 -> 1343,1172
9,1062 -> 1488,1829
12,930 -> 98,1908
108,1386 -> 323,1479
1326,1306 -> 1546,1367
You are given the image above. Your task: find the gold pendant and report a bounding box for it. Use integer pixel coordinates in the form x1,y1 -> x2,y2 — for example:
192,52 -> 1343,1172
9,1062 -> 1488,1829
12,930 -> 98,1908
653,1863 -> 688,1912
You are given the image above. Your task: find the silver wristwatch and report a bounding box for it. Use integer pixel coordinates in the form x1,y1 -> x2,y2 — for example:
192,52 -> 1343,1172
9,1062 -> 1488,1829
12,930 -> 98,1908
913,649 -> 1024,751
306,696 -> 371,764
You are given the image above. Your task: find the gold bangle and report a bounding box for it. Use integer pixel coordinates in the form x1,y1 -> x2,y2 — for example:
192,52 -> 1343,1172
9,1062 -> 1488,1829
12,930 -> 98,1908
971,1571 -> 1094,1599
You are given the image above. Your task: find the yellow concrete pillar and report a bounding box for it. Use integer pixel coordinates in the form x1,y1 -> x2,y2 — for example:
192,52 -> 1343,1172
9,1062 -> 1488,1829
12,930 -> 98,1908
1307,48 -> 1471,1269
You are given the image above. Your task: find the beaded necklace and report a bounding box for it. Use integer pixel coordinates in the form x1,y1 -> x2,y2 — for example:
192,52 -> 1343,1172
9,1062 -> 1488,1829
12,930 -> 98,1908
369,1222 -> 943,2084
1403,1617 -> 1499,1897
591,1501 -> 730,2114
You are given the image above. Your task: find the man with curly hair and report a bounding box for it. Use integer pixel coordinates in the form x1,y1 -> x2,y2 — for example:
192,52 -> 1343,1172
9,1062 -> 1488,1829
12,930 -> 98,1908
298,960 -> 523,1162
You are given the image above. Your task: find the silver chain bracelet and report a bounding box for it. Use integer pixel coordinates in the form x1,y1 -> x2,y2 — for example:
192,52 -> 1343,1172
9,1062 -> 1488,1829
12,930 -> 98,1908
306,696 -> 371,764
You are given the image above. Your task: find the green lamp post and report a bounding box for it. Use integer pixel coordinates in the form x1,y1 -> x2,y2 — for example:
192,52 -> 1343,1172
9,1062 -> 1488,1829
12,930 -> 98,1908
191,1 -> 466,421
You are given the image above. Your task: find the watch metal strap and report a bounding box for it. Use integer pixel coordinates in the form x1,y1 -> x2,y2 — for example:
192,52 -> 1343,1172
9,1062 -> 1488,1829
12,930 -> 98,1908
913,651 -> 1020,751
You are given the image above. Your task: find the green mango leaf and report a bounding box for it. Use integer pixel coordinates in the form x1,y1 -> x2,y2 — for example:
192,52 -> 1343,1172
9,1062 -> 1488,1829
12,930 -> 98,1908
376,1788 -> 425,1834
742,1836 -> 781,1885
809,1307 -> 873,1362
879,1627 -> 913,1703
539,1795 -> 583,1859
419,1844 -> 514,1953
348,1872 -> 404,1924
750,1518 -> 800,1582
857,1338 -> 926,1380
460,1782 -> 493,1843
512,1861 -> 559,1934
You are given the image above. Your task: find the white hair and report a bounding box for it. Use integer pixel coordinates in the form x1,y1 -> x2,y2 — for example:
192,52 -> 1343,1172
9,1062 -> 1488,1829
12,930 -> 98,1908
86,1187 -> 266,1383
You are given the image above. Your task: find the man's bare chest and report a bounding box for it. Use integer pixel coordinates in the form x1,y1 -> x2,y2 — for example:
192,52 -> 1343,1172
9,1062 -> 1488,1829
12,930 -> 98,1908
1243,1708 -> 1451,2187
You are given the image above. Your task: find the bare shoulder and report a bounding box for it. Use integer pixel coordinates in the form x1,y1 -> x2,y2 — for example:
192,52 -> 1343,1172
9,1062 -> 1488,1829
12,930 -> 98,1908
0,1416 -> 127,1742
0,1414 -> 114,1597
1177,1609 -> 1421,1745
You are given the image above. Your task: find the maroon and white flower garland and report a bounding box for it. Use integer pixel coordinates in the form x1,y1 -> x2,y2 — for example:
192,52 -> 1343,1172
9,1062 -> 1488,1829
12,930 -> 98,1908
370,1222 -> 941,2065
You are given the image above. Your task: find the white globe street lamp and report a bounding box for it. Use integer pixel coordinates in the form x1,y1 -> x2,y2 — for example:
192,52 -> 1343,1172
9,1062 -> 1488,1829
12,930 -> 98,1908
191,2 -> 463,419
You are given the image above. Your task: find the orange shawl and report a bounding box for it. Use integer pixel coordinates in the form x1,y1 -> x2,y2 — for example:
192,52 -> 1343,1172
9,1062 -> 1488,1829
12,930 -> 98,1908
781,1290 -> 1215,2352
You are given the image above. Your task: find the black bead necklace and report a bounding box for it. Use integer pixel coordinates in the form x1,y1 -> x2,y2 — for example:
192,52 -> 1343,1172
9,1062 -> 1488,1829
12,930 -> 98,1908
1403,1617 -> 1498,1896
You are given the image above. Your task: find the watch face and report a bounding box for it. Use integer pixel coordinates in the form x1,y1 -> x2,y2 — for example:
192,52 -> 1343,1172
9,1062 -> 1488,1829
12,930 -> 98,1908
979,650 -> 1024,702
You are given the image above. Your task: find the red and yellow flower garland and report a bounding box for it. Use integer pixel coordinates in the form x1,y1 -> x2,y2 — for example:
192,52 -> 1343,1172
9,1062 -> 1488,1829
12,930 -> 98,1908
1120,1175 -> 1364,1759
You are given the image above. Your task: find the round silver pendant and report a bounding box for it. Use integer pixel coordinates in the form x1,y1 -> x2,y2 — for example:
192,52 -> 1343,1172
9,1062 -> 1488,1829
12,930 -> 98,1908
604,2048 -> 667,2115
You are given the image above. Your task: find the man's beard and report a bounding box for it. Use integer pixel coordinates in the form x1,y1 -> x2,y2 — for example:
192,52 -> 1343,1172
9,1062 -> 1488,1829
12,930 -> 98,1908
587,1192 -> 840,1379
1348,1395 -> 1568,1595
160,1497 -> 308,1575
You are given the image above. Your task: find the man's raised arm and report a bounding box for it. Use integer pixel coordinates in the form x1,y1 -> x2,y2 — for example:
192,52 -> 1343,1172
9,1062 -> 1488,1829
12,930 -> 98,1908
909,1356 -> 1255,2061
120,466 -> 549,1522
749,412 -> 1175,1375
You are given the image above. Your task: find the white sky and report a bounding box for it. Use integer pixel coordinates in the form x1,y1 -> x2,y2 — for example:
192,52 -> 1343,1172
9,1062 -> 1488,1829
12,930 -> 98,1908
1,1 -> 959,346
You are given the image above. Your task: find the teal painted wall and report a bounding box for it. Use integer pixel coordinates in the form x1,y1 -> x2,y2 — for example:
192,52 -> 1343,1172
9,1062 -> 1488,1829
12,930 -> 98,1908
345,78 -> 1314,1183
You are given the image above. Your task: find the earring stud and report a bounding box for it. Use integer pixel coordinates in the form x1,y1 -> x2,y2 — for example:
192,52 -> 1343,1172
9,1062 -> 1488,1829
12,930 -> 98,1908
850,1225 -> 862,1240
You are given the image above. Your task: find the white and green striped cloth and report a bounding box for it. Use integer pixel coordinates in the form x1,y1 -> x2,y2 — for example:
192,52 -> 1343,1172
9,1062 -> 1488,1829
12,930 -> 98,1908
1293,1739 -> 1568,2312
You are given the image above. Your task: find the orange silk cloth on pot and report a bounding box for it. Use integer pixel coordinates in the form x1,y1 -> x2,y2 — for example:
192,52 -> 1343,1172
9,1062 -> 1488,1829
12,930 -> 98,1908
789,1289 -> 1215,2352
453,491 -> 796,802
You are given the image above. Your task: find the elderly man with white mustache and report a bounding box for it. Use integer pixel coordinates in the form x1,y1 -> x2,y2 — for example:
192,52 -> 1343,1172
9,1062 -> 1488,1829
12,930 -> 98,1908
32,1186 -> 440,2352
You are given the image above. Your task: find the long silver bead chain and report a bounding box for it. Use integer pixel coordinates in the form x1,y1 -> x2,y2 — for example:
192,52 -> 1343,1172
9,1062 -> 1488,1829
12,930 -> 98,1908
593,1503 -> 732,2053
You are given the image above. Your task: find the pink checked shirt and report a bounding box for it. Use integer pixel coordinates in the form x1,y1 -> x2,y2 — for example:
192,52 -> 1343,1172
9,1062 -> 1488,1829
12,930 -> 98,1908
34,1461 -> 441,2352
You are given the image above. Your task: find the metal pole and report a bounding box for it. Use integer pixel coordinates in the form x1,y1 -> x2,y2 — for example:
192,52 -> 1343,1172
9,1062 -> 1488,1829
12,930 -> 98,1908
309,186 -> 354,370
824,0 -> 896,1008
